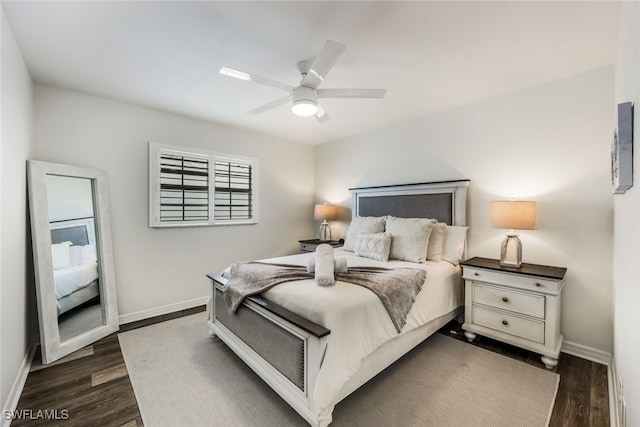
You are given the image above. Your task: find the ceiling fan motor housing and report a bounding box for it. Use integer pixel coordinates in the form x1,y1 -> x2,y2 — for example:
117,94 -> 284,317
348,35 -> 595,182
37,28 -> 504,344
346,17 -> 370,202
291,86 -> 318,116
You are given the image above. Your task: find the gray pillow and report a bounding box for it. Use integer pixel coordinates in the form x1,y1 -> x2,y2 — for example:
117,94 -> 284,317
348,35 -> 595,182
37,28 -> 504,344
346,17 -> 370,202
354,232 -> 392,262
385,216 -> 436,263
343,216 -> 386,252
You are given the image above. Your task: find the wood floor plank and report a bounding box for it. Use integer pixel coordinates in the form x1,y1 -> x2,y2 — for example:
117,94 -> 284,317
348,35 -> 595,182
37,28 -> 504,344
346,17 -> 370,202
30,346 -> 94,372
13,307 -> 609,427
590,361 -> 611,426
91,364 -> 128,387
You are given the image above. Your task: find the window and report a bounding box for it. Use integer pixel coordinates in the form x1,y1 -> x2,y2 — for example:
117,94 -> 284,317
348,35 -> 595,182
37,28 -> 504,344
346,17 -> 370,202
149,142 -> 258,227
158,151 -> 209,223
214,157 -> 253,221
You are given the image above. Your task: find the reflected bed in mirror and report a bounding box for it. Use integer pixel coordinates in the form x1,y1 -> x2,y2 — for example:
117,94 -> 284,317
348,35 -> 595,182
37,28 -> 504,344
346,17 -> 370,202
51,218 -> 103,342
28,160 -> 119,364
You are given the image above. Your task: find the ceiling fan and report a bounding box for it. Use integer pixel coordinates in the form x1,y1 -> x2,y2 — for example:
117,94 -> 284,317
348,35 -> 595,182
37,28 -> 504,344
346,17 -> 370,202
219,40 -> 386,122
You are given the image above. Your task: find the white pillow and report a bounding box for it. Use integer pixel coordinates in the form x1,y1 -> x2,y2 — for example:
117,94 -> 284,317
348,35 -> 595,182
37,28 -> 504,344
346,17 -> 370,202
81,244 -> 98,264
442,226 -> 469,266
343,216 -> 386,252
69,245 -> 82,266
385,216 -> 436,263
51,241 -> 72,270
426,222 -> 447,262
354,232 -> 392,262
68,244 -> 97,266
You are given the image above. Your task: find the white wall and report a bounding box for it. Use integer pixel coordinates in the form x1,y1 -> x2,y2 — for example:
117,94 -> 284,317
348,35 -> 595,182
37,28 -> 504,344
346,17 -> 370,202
34,85 -> 315,317
613,3 -> 640,426
0,9 -> 35,414
316,67 -> 614,354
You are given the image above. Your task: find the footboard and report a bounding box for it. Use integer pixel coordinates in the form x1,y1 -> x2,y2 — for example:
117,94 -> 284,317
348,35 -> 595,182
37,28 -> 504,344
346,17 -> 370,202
206,273 -> 331,427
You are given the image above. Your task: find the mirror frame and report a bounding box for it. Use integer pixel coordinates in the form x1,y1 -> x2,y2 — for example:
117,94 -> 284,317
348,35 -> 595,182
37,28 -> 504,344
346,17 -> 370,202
27,160 -> 119,364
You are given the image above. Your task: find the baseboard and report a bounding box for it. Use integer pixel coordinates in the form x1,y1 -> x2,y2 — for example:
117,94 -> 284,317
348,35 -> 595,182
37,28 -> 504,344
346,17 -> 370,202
118,296 -> 208,325
1,339 -> 38,427
561,340 -> 612,366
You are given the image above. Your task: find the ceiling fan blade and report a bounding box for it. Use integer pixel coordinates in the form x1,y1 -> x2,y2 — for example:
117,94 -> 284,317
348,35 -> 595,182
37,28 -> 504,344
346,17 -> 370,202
247,96 -> 290,115
219,66 -> 294,92
316,104 -> 330,123
301,40 -> 346,89
318,88 -> 387,99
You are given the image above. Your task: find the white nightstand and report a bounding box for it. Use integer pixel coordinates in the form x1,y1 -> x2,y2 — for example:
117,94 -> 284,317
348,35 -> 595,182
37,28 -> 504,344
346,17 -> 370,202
460,257 -> 567,369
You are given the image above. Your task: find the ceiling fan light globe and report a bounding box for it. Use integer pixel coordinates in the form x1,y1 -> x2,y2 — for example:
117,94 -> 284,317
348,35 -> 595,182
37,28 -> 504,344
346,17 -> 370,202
291,86 -> 319,117
292,100 -> 318,117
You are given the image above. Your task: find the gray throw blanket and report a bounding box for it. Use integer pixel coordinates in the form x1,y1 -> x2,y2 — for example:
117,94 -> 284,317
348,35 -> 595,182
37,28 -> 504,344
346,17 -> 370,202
223,262 -> 426,333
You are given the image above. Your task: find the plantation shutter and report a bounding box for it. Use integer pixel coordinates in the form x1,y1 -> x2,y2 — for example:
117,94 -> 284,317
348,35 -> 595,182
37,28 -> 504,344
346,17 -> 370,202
214,158 -> 253,221
159,153 -> 209,222
149,142 -> 257,227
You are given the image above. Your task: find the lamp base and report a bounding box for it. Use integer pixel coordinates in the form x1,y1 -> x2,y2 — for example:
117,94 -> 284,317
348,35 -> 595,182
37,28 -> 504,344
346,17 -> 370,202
318,221 -> 332,241
500,234 -> 522,268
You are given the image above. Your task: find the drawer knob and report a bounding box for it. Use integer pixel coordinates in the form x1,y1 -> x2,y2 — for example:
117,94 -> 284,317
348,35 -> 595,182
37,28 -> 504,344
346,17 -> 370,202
502,297 -> 509,303
535,282 -> 542,287
474,272 -> 480,276
502,320 -> 509,326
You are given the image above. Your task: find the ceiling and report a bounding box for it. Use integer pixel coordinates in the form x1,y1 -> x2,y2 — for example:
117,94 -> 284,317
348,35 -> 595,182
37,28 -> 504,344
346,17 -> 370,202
3,1 -> 621,145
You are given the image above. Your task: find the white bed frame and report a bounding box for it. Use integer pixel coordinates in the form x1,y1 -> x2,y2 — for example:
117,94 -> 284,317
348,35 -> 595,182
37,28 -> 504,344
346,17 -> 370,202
207,180 -> 469,426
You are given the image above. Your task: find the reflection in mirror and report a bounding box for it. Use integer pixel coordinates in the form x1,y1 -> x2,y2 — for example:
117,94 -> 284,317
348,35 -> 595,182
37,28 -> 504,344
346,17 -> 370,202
46,175 -> 104,342
28,161 -> 118,364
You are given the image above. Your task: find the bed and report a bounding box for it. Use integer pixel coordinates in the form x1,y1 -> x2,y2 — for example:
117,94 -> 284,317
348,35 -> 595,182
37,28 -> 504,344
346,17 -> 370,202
50,218 -> 100,315
206,180 -> 470,426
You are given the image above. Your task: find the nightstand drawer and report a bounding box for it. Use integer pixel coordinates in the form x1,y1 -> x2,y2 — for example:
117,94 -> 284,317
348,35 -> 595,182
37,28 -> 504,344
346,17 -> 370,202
473,283 -> 545,319
473,305 -> 544,344
463,267 -> 561,295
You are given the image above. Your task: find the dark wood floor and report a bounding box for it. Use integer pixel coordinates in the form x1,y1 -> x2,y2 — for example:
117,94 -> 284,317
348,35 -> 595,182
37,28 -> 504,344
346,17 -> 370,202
13,307 -> 609,426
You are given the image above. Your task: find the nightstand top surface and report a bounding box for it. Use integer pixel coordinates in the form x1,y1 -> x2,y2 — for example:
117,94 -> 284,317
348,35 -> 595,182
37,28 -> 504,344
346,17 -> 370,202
298,239 -> 343,246
461,257 -> 567,280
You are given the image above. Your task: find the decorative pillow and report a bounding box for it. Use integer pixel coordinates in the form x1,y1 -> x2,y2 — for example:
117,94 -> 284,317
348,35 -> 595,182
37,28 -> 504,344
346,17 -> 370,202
385,216 -> 436,263
354,232 -> 392,262
426,222 -> 447,262
51,241 -> 72,270
343,216 -> 386,252
442,226 -> 469,266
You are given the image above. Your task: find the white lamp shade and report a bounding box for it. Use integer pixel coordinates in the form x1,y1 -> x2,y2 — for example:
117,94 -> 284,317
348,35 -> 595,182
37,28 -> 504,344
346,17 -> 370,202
489,201 -> 536,230
314,204 -> 337,221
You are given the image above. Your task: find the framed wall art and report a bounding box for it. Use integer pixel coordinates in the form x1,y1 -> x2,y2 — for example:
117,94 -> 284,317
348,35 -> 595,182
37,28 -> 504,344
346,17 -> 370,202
612,102 -> 634,194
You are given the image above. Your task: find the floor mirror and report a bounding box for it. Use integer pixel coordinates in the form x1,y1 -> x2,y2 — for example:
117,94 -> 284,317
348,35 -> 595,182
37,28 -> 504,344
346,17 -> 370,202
27,160 -> 119,364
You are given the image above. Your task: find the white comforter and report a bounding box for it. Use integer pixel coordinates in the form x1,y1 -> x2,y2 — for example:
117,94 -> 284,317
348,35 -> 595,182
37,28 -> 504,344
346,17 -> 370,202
256,249 -> 463,422
53,262 -> 98,299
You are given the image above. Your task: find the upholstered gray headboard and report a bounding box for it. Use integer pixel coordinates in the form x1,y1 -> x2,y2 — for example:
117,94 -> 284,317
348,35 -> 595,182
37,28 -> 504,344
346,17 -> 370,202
350,180 -> 469,226
50,218 -> 95,246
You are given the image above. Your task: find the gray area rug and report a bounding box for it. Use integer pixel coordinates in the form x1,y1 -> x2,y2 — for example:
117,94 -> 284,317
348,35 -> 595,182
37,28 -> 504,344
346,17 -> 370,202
119,312 -> 559,427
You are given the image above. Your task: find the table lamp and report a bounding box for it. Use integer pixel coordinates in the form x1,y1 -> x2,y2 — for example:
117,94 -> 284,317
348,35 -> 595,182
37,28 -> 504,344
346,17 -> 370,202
314,203 -> 336,241
489,201 -> 537,268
